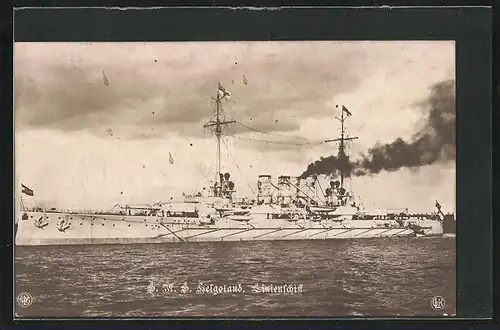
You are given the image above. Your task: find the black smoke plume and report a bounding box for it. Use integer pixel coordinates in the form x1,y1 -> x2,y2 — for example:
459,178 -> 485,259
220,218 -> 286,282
299,79 -> 456,178
357,79 -> 455,175
299,152 -> 354,179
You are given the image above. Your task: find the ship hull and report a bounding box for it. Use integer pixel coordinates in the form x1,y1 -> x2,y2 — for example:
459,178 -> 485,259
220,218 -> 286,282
15,211 -> 443,246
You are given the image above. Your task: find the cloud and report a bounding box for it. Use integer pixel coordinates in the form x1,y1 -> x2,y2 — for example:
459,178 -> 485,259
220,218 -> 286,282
14,41 -> 442,140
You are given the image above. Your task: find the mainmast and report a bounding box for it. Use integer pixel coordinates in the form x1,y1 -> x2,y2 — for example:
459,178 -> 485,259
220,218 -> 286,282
325,105 -> 358,190
203,83 -> 235,197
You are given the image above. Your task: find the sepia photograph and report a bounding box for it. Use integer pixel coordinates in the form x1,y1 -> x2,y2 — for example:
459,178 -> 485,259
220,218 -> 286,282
14,40 -> 456,317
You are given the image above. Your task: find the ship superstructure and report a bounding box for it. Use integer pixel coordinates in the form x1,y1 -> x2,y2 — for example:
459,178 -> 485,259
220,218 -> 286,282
15,84 -> 448,246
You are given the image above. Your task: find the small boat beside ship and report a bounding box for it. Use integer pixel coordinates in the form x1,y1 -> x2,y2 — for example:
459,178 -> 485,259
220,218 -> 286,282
15,84 -> 453,246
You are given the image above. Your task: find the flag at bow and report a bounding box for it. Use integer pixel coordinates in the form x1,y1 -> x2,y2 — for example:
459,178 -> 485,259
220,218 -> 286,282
342,105 -> 352,117
218,83 -> 231,99
21,184 -> 34,196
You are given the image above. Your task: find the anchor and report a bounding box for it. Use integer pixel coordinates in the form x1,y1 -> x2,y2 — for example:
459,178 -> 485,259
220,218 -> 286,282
34,216 -> 49,229
56,218 -> 71,232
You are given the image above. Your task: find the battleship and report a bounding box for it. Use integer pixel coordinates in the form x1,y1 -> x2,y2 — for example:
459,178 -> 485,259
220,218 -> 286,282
15,84 -> 453,246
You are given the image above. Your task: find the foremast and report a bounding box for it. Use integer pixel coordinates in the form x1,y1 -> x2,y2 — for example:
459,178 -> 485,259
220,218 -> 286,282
325,105 -> 358,190
203,83 -> 235,198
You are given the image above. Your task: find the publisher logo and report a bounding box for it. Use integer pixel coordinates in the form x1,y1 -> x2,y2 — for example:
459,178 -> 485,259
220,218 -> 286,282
16,292 -> 33,308
430,296 -> 446,310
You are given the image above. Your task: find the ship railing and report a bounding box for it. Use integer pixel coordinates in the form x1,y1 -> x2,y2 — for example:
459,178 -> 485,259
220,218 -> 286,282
384,208 -> 409,215
25,207 -> 125,215
409,213 -> 441,221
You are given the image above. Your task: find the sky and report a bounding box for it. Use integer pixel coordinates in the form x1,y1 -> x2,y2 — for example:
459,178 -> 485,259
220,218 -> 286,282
14,41 -> 455,213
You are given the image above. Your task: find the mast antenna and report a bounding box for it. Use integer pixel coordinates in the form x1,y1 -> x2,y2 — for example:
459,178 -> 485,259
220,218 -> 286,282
325,104 -> 358,189
203,83 -> 236,197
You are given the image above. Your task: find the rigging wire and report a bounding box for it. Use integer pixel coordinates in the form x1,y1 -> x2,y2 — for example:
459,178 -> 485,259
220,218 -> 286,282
232,120 -> 311,141
210,95 -> 360,149
190,149 -> 216,196
209,97 -> 332,146
220,137 -> 256,196
316,178 -> 326,201
224,133 -> 326,146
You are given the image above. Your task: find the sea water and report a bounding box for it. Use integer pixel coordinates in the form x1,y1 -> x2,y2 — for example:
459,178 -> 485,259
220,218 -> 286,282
14,236 -> 456,317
